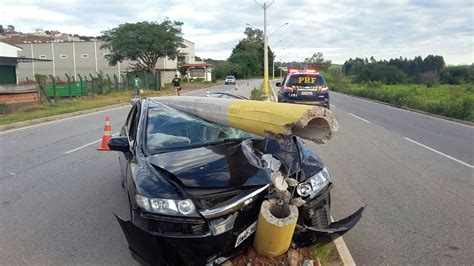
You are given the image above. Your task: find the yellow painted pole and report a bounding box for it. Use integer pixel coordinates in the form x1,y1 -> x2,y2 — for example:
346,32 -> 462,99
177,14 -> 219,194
253,200 -> 298,257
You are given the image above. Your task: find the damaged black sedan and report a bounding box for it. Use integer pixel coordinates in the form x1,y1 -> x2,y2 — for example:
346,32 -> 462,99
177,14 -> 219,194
109,98 -> 363,265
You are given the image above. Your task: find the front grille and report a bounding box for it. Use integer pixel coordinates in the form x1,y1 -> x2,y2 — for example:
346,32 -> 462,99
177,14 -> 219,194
141,213 -> 209,235
187,188 -> 243,209
148,219 -> 208,235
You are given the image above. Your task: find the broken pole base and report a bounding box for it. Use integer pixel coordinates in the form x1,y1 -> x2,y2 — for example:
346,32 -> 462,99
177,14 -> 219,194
253,200 -> 298,257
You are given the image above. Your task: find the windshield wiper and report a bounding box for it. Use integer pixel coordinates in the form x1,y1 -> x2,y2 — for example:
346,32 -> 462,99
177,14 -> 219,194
146,137 -> 251,154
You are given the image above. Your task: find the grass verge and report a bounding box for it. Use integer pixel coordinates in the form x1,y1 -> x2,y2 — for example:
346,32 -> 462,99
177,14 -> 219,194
0,82 -> 215,126
329,81 -> 474,122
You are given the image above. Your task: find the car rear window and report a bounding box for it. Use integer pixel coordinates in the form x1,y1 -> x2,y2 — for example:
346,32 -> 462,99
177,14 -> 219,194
226,76 -> 235,79
145,105 -> 254,152
286,74 -> 325,88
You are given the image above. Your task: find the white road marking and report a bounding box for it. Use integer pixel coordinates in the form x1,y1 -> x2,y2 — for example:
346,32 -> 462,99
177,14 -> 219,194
64,132 -> 119,154
348,112 -> 370,123
269,81 -> 278,101
330,104 -> 336,108
0,105 -> 129,135
404,137 -> 473,168
330,216 -> 356,265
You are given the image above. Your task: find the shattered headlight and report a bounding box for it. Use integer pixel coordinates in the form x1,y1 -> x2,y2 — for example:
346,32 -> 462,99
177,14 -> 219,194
135,195 -> 199,216
296,167 -> 331,199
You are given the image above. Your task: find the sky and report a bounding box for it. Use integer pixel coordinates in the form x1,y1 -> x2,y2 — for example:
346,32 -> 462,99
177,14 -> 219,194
1,0 -> 473,65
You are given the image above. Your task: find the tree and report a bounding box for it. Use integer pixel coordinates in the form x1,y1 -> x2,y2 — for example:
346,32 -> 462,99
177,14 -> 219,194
422,55 -> 445,73
304,52 -> 332,71
440,65 -> 474,84
227,27 -> 274,78
0,25 -> 4,34
101,19 -> 184,76
6,25 -> 15,32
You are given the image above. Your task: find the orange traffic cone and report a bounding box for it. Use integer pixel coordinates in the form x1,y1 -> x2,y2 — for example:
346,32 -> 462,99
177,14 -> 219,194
97,115 -> 112,151
206,89 -> 210,97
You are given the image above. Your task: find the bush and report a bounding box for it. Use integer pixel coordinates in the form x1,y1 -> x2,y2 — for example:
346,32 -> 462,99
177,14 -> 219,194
418,72 -> 439,87
250,86 -> 265,101
190,77 -> 205,83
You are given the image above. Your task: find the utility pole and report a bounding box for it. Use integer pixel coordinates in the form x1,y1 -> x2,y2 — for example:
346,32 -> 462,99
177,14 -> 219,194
272,55 -> 275,80
255,0 -> 275,97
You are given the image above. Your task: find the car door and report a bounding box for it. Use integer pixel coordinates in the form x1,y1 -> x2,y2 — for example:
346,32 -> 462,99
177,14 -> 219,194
118,103 -> 140,181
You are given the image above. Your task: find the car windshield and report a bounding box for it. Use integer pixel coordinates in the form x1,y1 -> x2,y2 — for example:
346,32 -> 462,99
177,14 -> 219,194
146,104 -> 256,153
226,76 -> 235,79
286,74 -> 326,88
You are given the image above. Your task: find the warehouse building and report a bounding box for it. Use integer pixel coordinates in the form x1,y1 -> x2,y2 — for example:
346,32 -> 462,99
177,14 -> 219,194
16,39 -> 197,84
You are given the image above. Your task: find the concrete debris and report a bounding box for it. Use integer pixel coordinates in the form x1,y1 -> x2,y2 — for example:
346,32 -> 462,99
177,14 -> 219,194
290,197 -> 306,207
287,248 -> 303,266
229,247 -> 311,266
285,178 -> 299,187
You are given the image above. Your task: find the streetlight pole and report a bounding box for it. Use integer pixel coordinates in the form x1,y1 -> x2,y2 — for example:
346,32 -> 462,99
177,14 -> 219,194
272,55 -> 275,80
255,0 -> 275,97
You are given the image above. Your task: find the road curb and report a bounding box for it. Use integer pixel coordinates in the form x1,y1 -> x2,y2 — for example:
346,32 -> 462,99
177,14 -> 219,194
269,79 -> 278,101
332,91 -> 474,127
0,86 -> 215,133
0,102 -> 130,132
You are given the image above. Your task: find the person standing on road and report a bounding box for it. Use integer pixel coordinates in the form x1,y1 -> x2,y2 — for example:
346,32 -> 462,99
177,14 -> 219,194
172,74 -> 181,96
133,75 -> 142,97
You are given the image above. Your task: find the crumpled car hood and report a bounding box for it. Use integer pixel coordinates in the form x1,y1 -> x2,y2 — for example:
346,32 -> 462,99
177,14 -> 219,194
147,141 -> 271,188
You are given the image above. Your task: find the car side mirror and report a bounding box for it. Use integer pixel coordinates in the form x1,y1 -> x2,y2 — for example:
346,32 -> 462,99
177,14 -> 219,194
276,82 -> 282,87
108,136 -> 130,152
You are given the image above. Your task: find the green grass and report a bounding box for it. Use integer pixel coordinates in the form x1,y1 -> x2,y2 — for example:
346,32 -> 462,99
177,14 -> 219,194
0,91 -> 138,125
250,81 -> 273,101
250,86 -> 265,101
309,242 -> 340,265
329,81 -> 474,122
0,81 -> 216,126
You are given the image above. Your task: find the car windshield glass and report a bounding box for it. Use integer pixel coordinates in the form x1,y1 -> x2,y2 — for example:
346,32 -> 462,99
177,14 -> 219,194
286,74 -> 325,88
146,105 -> 256,153
226,76 -> 234,79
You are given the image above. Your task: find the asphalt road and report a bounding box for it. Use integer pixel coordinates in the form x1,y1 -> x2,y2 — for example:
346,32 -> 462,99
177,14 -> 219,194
271,81 -> 473,265
1,79 -> 472,264
0,79 -> 261,264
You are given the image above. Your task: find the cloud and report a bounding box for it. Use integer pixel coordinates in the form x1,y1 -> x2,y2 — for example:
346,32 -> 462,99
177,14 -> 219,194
0,0 -> 472,64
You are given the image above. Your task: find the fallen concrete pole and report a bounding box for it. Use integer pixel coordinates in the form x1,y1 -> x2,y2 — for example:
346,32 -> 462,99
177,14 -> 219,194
154,96 -> 339,143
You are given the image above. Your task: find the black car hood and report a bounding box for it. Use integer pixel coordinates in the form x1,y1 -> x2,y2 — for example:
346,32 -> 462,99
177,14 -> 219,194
147,142 -> 271,188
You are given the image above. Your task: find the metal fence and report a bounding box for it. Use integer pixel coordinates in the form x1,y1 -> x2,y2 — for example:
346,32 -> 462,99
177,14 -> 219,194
23,71 -> 161,102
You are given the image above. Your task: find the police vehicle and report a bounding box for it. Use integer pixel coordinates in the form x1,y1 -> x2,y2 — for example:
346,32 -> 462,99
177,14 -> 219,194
276,69 -> 330,109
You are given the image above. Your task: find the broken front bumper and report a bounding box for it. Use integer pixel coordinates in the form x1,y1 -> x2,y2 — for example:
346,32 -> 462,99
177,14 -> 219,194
115,215 -> 252,265
115,189 -> 363,265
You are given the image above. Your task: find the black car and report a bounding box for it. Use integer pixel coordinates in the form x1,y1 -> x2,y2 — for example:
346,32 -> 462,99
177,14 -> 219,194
277,71 -> 330,108
109,98 -> 362,265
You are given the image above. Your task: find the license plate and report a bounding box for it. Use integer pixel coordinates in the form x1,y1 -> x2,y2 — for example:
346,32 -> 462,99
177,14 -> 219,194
235,221 -> 257,247
300,91 -> 313,95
